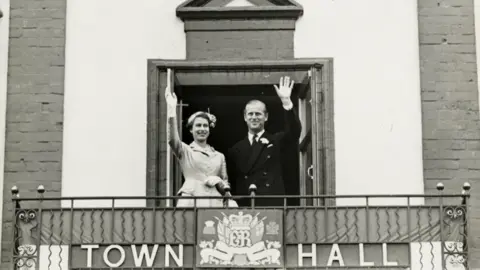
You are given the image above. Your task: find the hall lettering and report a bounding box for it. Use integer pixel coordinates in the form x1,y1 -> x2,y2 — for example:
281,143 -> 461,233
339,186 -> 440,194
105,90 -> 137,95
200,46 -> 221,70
80,244 -> 184,267
297,243 -> 398,266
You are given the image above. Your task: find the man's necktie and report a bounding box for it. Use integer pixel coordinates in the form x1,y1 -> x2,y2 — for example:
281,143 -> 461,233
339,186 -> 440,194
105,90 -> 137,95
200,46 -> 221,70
252,134 -> 258,147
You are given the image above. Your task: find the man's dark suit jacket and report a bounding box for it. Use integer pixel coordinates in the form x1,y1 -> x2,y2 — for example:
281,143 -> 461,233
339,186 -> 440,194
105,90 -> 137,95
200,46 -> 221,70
227,108 -> 301,207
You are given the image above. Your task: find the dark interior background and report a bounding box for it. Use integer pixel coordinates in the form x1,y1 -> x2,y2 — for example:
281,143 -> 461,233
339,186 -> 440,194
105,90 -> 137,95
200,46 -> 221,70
176,84 -> 300,204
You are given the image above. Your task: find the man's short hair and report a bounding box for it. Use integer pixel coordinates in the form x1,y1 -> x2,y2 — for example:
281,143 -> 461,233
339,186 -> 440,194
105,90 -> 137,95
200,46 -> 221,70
244,99 -> 268,115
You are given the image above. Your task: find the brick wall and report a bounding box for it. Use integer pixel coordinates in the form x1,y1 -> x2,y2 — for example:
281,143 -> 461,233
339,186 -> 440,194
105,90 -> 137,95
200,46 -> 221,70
184,19 -> 295,60
186,30 -> 294,60
1,0 -> 66,267
417,0 -> 480,266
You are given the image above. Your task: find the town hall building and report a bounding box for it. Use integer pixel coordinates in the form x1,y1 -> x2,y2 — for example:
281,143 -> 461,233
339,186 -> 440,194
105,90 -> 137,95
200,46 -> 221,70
0,0 -> 478,268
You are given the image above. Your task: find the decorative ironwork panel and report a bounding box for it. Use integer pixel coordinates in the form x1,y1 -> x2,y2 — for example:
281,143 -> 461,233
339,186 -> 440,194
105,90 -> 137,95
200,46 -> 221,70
11,184 -> 470,269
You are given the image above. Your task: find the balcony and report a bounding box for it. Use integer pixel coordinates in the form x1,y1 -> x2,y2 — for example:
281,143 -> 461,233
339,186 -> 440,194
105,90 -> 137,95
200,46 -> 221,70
11,183 -> 469,269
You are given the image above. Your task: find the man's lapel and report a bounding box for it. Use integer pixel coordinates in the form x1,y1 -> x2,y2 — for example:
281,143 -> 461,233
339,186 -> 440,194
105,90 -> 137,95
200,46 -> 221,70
244,132 -> 271,173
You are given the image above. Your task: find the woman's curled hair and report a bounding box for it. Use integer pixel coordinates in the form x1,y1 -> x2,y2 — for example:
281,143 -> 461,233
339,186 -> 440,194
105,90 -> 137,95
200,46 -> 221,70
186,111 -> 216,129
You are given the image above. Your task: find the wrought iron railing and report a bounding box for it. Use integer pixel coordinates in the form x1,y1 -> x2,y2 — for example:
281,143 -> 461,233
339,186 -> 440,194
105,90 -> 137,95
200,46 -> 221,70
10,183 -> 470,270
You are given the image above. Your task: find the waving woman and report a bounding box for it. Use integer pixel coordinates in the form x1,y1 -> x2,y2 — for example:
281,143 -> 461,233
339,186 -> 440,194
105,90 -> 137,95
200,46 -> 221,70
165,74 -> 238,208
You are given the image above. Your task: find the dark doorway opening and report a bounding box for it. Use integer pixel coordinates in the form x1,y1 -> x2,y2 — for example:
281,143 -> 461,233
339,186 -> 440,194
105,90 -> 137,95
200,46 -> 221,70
177,84 -> 300,204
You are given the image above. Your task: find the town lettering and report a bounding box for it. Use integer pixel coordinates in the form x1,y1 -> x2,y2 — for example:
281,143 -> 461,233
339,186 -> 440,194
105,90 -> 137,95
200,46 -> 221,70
79,242 -> 406,268
81,244 -> 183,267
297,243 -> 400,267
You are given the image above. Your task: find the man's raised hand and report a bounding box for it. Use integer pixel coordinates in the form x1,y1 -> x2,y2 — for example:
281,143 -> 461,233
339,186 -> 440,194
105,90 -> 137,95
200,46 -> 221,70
274,76 -> 294,102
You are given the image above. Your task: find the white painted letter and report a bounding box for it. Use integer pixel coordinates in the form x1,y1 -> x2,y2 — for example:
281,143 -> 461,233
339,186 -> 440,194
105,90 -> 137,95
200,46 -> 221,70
165,244 -> 183,267
327,244 -> 345,266
103,245 -> 126,267
297,244 -> 316,266
359,243 -> 374,266
382,243 -> 398,266
81,244 -> 99,267
132,244 -> 159,267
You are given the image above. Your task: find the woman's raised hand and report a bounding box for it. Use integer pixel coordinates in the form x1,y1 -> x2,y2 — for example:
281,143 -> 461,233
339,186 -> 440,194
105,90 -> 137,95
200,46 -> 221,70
164,69 -> 177,116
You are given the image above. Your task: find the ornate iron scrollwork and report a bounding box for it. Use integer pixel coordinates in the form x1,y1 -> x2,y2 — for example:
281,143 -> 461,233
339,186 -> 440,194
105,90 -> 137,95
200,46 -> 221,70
444,206 -> 465,221
15,245 -> 37,270
442,202 -> 468,269
14,210 -> 39,270
17,210 -> 37,224
444,242 -> 466,269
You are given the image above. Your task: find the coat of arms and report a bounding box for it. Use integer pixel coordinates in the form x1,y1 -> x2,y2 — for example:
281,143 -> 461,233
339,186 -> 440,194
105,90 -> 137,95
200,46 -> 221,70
198,210 -> 282,267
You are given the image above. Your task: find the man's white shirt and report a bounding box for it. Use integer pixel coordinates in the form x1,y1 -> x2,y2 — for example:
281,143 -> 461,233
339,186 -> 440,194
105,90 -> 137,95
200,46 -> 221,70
248,130 -> 265,145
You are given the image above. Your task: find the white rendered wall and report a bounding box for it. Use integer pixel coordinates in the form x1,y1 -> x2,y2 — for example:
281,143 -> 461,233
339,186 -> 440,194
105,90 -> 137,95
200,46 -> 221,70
294,0 -> 424,205
62,0 -> 424,206
0,0 -> 10,259
61,0 -> 186,207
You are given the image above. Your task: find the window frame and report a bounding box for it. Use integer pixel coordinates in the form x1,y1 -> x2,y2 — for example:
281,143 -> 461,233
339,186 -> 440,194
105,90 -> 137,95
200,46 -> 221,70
146,59 -> 335,206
